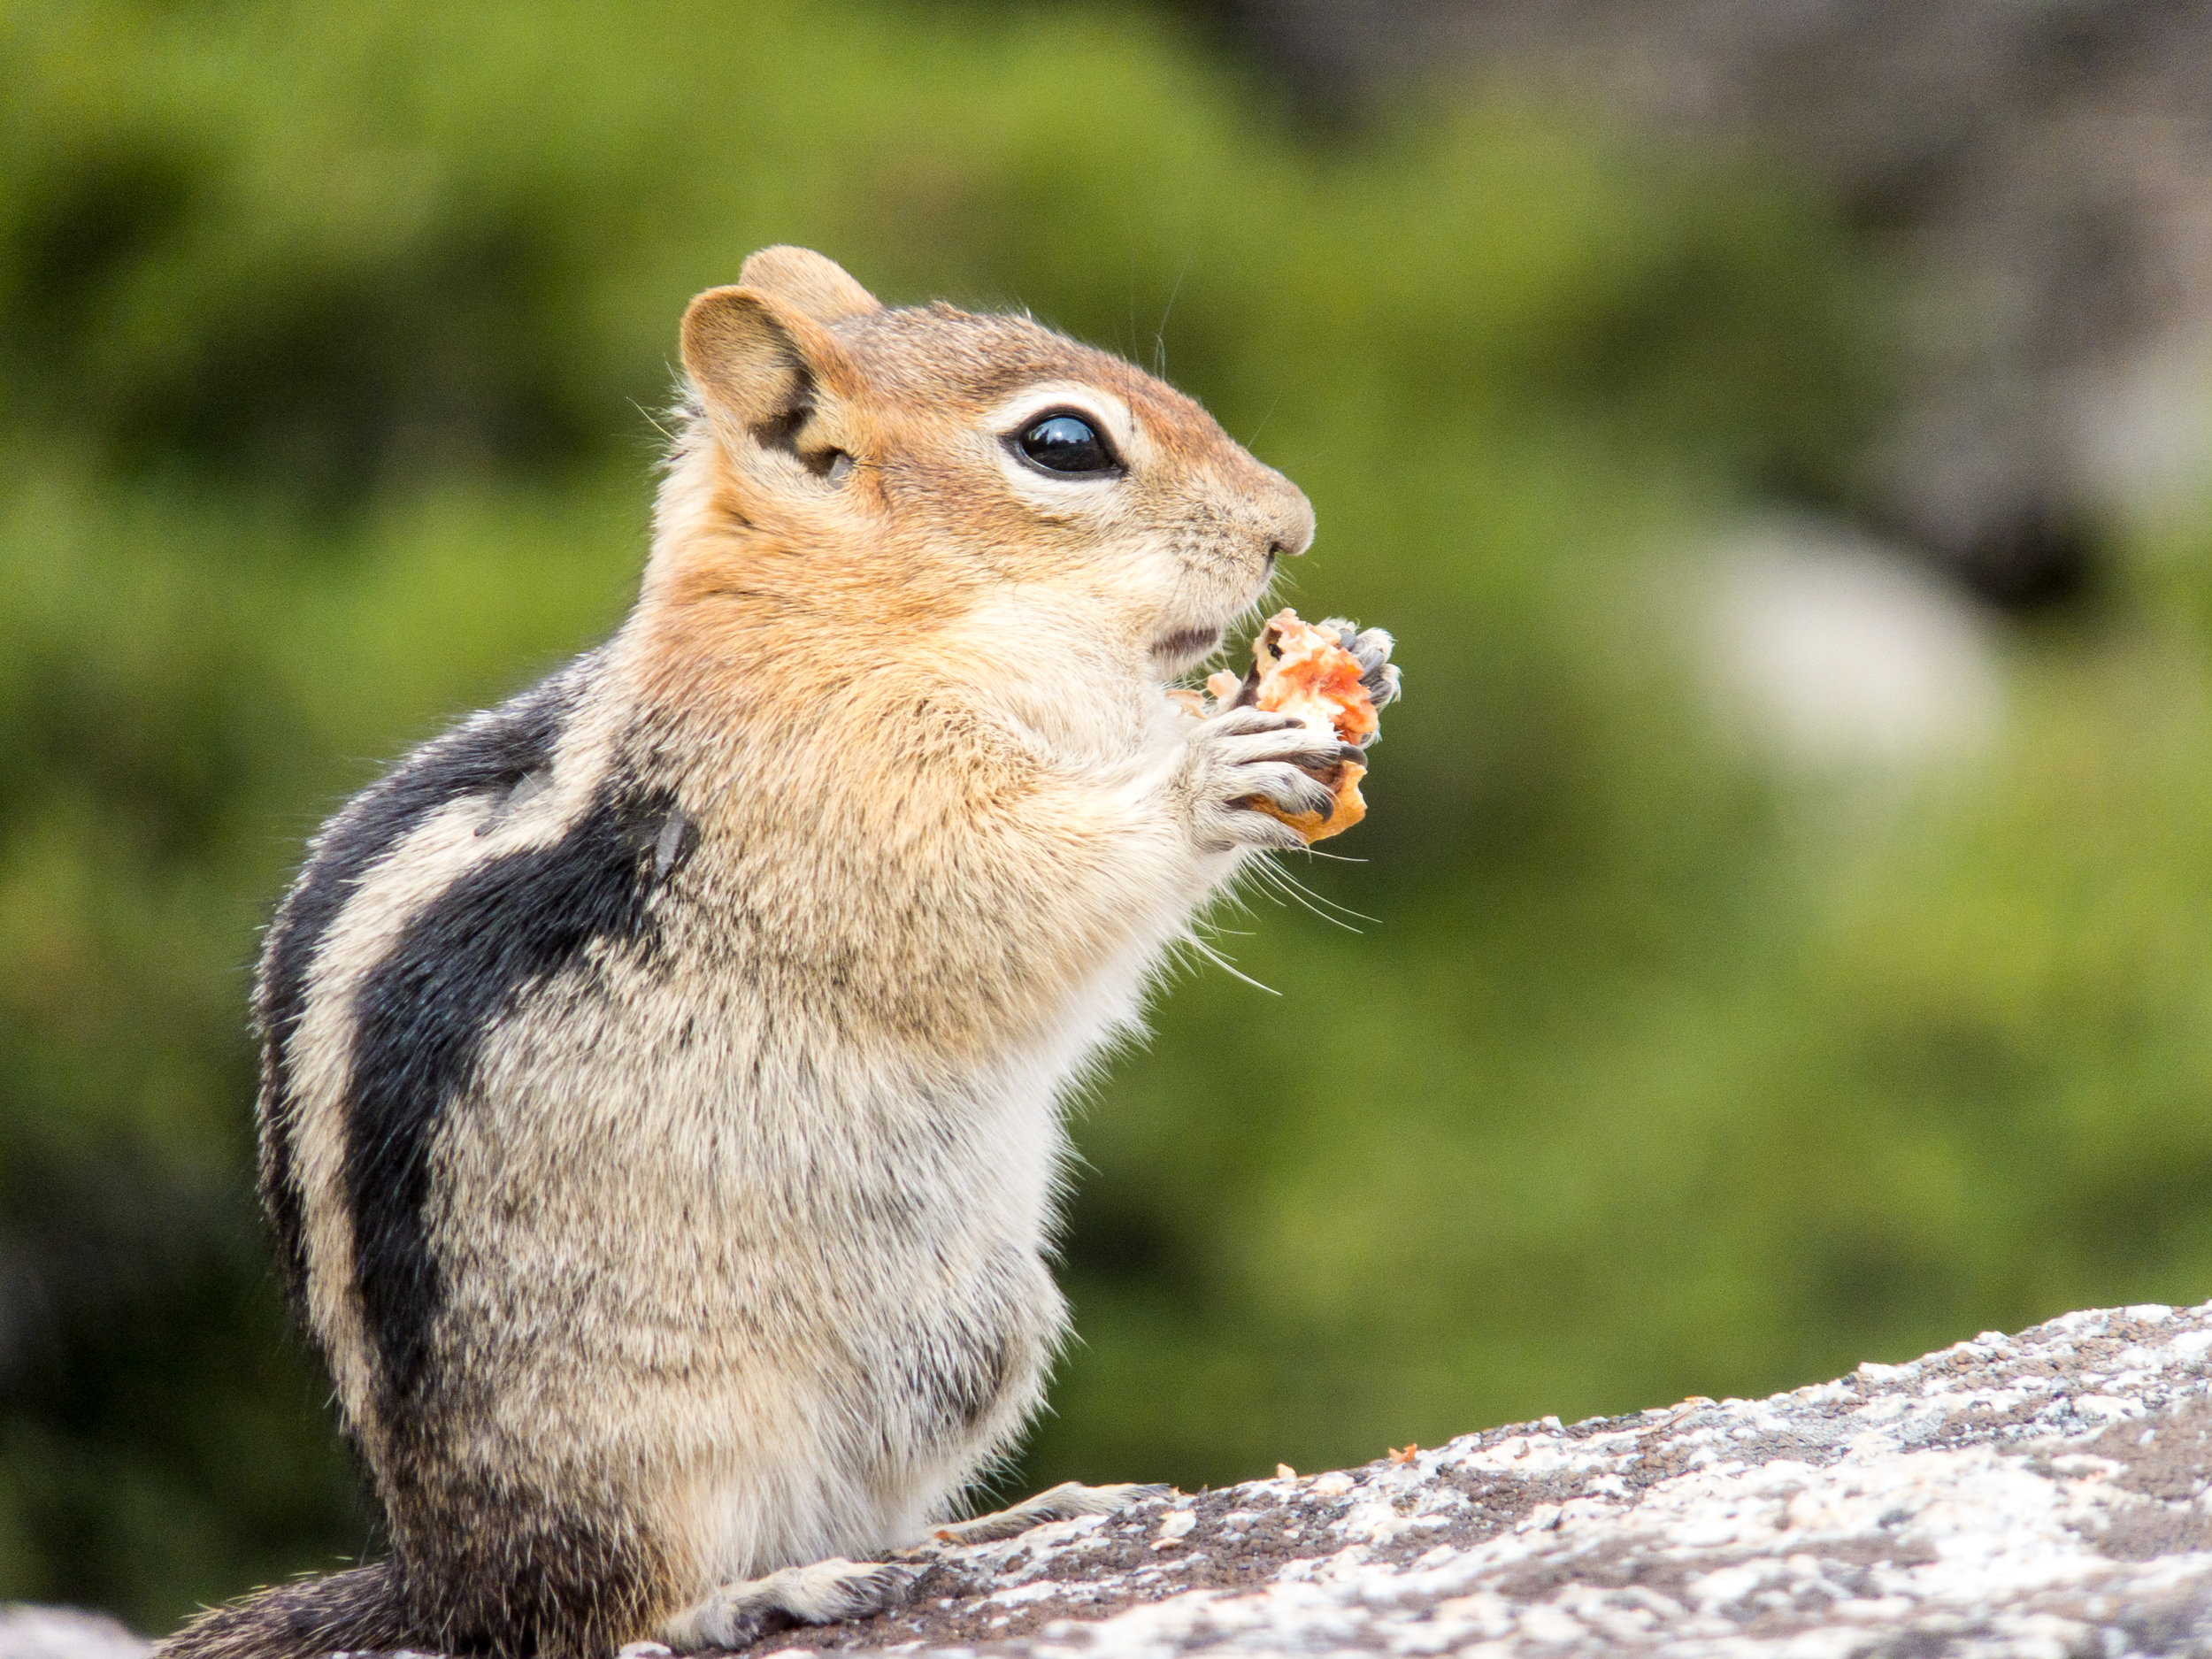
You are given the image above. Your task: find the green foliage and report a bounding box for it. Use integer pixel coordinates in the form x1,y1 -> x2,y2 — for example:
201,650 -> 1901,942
3,0 -> 2208,1632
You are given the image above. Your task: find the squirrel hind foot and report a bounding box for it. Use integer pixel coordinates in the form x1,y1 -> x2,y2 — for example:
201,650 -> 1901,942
919,1479 -> 1171,1549
659,1557 -> 917,1650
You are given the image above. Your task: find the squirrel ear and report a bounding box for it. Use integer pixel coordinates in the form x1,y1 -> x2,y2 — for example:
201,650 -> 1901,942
735,246 -> 882,327
680,286 -> 853,464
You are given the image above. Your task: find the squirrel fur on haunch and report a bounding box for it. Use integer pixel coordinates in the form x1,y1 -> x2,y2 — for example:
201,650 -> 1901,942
160,247 -> 1400,1659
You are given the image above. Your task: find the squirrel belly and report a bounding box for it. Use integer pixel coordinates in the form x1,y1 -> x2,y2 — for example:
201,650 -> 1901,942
167,247 -> 1393,1659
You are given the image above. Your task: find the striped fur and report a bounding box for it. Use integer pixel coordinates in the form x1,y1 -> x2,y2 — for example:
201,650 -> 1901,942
165,248 -> 1376,1659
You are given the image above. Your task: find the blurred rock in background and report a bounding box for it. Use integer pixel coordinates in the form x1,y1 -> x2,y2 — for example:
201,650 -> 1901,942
1200,0 -> 2212,608
1702,518 -> 2004,768
0,1606 -> 147,1659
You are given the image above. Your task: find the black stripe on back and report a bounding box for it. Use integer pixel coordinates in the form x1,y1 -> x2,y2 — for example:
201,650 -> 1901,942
255,673 -> 574,1316
342,781 -> 687,1415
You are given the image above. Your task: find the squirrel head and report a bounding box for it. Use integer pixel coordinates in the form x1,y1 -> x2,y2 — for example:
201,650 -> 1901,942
646,248 -> 1313,688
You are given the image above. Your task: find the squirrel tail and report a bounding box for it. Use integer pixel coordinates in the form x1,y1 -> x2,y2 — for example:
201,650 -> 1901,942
157,1563 -> 425,1659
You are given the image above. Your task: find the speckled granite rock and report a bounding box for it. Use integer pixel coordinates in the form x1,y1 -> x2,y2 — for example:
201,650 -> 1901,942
19,1300 -> 2212,1659
783,1300 -> 2212,1656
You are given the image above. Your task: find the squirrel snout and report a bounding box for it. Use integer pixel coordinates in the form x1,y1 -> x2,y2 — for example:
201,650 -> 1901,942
1266,488 -> 1317,560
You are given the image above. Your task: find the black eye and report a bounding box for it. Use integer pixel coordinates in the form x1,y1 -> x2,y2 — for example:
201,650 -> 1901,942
1013,412 -> 1120,476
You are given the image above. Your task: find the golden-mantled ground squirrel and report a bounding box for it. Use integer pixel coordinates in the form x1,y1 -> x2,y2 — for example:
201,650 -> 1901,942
162,248 -> 1399,1659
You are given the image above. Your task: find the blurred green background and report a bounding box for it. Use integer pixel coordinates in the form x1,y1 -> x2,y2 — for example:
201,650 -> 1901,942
7,0 -> 2212,1632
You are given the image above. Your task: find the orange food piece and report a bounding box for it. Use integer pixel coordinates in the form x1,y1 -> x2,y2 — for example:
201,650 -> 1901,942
1250,610 -> 1379,746
1238,609 -> 1377,843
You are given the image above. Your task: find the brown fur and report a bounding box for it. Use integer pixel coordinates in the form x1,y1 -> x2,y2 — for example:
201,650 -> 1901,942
166,249 -> 1389,1659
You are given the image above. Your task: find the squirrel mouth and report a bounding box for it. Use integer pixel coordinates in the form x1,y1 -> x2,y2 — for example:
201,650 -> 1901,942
1150,626 -> 1222,673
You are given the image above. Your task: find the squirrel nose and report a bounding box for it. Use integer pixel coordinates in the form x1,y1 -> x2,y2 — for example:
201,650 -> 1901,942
1270,492 -> 1316,558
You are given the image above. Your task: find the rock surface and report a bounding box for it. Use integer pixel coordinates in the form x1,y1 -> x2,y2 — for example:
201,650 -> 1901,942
792,1300 -> 2212,1656
17,1301 -> 2212,1658
0,1608 -> 154,1659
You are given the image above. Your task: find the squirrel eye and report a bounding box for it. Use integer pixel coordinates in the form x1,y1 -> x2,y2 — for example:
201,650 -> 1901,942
1013,412 -> 1120,477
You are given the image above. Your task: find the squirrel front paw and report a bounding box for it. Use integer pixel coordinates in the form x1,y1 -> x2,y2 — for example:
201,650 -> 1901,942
1178,706 -> 1361,852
